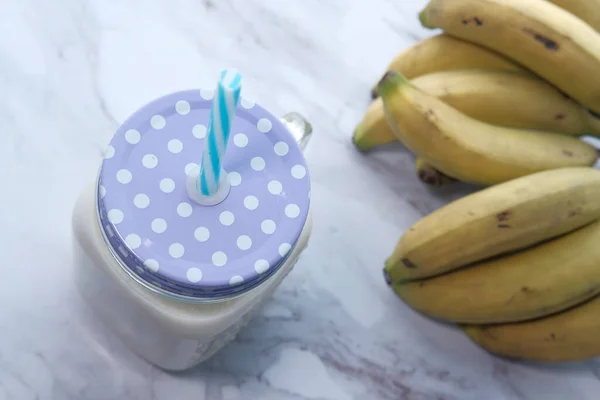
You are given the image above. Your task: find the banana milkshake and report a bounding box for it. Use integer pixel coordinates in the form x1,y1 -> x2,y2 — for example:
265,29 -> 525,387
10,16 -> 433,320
72,70 -> 313,370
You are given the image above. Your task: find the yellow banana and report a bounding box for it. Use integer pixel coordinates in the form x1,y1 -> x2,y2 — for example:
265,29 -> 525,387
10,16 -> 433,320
385,167 -> 600,282
463,295 -> 600,362
355,69 -> 600,151
370,34 -> 525,98
419,0 -> 600,113
415,157 -> 456,186
546,0 -> 600,33
377,71 -> 597,186
391,219 -> 600,324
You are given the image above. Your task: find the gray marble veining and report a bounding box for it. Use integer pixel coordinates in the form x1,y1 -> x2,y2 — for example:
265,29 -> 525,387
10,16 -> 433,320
1,0 -> 599,398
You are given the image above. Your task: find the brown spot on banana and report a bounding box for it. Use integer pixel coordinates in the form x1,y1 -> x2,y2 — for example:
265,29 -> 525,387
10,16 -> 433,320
402,258 -> 418,269
562,149 -> 574,157
497,224 -> 511,228
521,28 -> 559,51
569,207 -> 583,217
461,17 -> 483,26
496,210 -> 512,222
554,113 -> 566,120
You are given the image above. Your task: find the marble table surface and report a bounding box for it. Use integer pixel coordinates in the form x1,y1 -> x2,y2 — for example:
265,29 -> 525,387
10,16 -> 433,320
2,0 -> 600,398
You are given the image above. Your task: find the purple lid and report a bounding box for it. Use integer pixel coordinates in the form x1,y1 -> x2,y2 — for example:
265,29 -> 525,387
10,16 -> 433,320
97,89 -> 311,300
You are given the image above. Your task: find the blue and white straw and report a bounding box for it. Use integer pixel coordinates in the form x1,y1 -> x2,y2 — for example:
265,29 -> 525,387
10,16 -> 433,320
199,69 -> 242,196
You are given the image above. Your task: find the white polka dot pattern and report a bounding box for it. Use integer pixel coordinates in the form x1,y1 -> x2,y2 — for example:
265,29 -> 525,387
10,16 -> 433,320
257,118 -> 272,133
285,204 -> 300,218
193,124 -> 207,139
98,91 -> 310,298
142,154 -> 158,169
144,259 -> 159,272
117,169 -> 132,184
126,234 -> 142,249
219,211 -> 235,226
254,259 -> 269,274
244,195 -> 259,210
125,129 -> 141,144
228,172 -> 242,186
108,209 -> 124,224
134,194 -> 150,209
160,178 -> 175,193
105,145 -> 115,159
187,267 -> 203,282
261,219 -> 276,234
251,157 -> 266,171
234,133 -> 248,148
237,235 -> 252,250
279,243 -> 292,256
168,139 -> 184,154
212,251 -> 228,266
177,202 -> 193,217
291,164 -> 306,179
169,243 -> 185,259
268,180 -> 283,195
194,227 -> 210,242
176,100 -> 191,115
274,141 -> 289,156
152,218 -> 167,233
151,115 -> 166,129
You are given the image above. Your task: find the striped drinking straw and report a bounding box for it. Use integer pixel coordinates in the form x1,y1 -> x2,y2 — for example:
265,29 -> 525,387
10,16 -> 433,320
199,69 -> 242,196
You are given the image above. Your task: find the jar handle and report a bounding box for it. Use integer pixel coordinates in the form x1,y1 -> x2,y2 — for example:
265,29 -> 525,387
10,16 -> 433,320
280,112 -> 312,152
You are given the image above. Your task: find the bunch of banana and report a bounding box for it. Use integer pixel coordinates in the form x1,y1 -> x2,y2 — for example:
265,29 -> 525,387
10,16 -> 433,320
360,0 -> 600,363
384,167 -> 600,361
369,33 -> 526,98
377,71 -> 597,186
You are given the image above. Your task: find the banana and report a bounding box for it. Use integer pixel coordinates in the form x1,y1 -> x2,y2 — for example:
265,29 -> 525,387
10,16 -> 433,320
463,294 -> 600,362
370,34 -> 525,98
419,0 -> 600,113
385,167 -> 600,282
415,157 -> 456,186
352,99 -> 391,151
377,71 -> 598,186
391,219 -> 600,324
354,69 -> 600,151
546,0 -> 600,33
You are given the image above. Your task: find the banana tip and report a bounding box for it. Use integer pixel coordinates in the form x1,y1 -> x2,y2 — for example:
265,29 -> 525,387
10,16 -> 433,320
418,9 -> 432,28
383,267 -> 392,286
352,125 -> 373,152
371,86 -> 379,99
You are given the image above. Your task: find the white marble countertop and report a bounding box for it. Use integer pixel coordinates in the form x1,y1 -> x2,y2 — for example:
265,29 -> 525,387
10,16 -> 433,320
2,0 -> 600,399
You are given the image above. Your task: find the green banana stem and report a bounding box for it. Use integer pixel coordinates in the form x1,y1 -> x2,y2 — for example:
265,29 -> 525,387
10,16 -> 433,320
377,70 -> 411,98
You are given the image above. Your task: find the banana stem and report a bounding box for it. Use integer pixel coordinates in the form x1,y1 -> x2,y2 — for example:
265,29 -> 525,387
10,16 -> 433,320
377,70 -> 411,98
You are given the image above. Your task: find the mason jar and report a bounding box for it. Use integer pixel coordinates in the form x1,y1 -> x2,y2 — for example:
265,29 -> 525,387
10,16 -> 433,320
72,89 -> 313,371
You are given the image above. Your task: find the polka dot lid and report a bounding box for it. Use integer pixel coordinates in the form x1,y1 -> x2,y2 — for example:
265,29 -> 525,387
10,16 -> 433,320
98,89 -> 311,300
